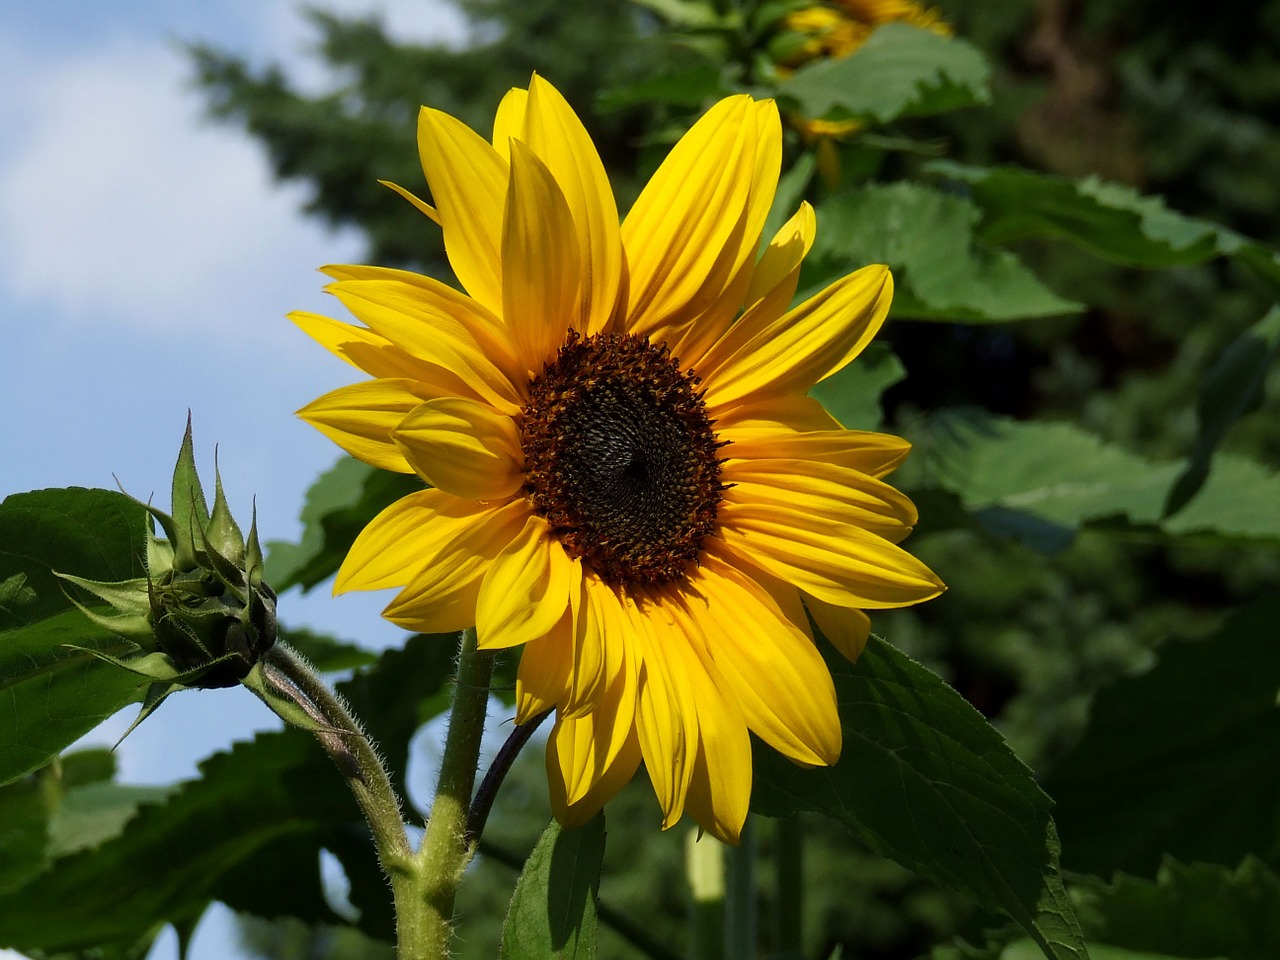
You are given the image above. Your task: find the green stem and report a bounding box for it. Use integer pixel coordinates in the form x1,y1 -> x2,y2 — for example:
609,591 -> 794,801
415,626 -> 494,958
261,644 -> 418,950
725,816 -> 757,960
773,815 -> 803,960
687,829 -> 726,960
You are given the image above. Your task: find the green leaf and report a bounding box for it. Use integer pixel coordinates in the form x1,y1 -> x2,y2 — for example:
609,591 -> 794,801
0,774 -> 48,894
266,456 -> 422,592
275,625 -> 379,673
597,62 -> 727,113
924,408 -> 1178,549
930,162 -> 1280,292
751,637 -> 1089,960
809,342 -> 906,430
1047,595 -> 1280,877
780,24 -> 991,125
0,729 -> 351,954
500,815 -> 606,960
807,184 -> 1082,323
1163,453 -> 1280,542
1071,857 -> 1280,960
0,486 -> 156,784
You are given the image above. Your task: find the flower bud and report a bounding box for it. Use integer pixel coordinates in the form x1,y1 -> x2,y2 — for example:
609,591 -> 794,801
59,417 -> 278,731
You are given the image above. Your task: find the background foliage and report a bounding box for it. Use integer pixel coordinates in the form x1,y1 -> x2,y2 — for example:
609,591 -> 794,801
1,0 -> 1278,958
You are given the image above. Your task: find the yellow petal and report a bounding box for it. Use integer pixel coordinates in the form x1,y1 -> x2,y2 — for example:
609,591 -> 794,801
742,201 -> 815,317
657,99 -> 784,366
516,610 -> 571,723
719,428 -> 911,479
629,597 -> 699,828
378,179 -> 441,225
681,678 -> 752,845
379,498 -> 531,625
550,647 -> 638,806
491,86 -> 528,160
523,75 -> 625,335
392,397 -> 524,500
502,140 -> 581,366
296,379 -> 419,473
385,576 -> 482,635
476,514 -> 577,649
335,487 -> 473,593
721,457 -> 918,541
716,501 -> 945,609
290,311 -> 425,380
328,278 -> 524,415
805,595 -> 871,663
680,555 -> 841,767
621,96 -> 757,352
417,106 -> 508,314
710,393 -> 843,435
701,265 -> 893,409
561,574 -> 608,717
549,716 -> 642,829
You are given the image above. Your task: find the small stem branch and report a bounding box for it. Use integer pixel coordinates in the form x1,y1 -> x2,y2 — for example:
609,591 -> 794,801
261,644 -> 419,952
416,626 -> 494,957
466,708 -> 552,845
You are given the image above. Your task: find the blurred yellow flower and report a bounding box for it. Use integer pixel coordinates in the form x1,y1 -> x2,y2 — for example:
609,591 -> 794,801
781,0 -> 953,139
294,75 -> 943,842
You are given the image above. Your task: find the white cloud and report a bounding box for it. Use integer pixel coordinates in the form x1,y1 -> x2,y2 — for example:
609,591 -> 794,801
0,37 -> 360,331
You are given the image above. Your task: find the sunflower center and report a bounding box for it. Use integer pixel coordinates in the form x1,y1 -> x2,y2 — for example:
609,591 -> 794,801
521,331 -> 724,588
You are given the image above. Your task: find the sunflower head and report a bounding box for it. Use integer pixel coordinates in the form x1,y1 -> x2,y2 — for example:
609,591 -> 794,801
296,75 -> 943,842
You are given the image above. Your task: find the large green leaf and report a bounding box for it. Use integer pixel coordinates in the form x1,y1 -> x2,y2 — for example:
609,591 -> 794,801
266,456 -> 423,592
779,24 -> 991,125
0,488 -> 153,784
806,184 -> 1081,323
0,728 -> 348,954
1163,454 -> 1280,542
500,815 -> 605,960
1071,857 -> 1280,960
751,637 -> 1088,960
924,408 -> 1178,549
931,162 -> 1280,291
1046,595 -> 1280,877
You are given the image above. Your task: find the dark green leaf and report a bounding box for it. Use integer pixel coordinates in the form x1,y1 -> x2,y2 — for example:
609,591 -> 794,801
751,637 -> 1088,959
0,774 -> 48,893
1047,595 -> 1280,876
266,456 -> 422,592
597,62 -> 726,113
780,24 -> 991,125
276,624 -> 379,673
806,184 -> 1081,323
500,815 -> 606,960
930,162 -> 1280,292
0,728 -> 350,954
1071,857 -> 1280,960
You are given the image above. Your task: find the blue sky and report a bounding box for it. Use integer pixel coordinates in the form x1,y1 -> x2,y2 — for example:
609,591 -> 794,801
0,1 -> 483,955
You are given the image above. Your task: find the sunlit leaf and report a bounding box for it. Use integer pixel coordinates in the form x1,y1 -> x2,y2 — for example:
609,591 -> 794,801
806,184 -> 1081,323
931,162 -> 1280,292
752,637 -> 1089,960
780,24 -> 991,125
500,815 -> 605,960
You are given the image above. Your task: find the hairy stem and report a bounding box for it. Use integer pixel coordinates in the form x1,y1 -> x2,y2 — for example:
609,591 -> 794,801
415,626 -> 495,957
261,644 -> 420,952
466,707 -> 551,845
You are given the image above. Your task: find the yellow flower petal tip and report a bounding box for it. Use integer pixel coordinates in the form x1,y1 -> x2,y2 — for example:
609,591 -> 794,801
296,74 -> 943,842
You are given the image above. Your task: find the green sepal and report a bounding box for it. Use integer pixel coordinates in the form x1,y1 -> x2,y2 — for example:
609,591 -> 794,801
55,573 -> 152,618
171,414 -> 210,570
242,660 -> 335,735
194,521 -> 251,603
64,646 -> 181,682
110,681 -> 181,750
245,503 -> 265,590
57,596 -> 153,645
206,460 -> 246,568
145,520 -> 175,579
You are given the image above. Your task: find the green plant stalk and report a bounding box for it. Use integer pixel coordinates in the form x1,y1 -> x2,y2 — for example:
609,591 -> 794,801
687,828 -> 727,960
773,815 -> 804,960
415,626 -> 495,958
261,644 -> 420,950
726,816 -> 758,960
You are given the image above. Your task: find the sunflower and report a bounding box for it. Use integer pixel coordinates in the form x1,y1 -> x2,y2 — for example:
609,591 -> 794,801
293,75 -> 943,843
